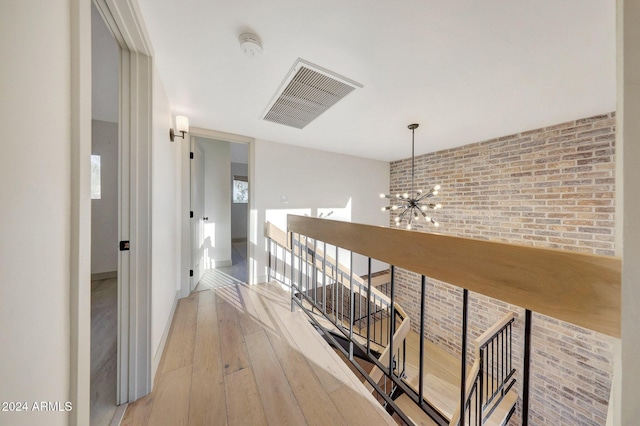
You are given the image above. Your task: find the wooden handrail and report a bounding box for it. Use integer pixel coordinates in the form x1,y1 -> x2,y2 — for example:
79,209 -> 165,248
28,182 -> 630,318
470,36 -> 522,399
362,270 -> 392,288
449,359 -> 481,426
365,311 -> 412,393
474,312 -> 514,358
266,221 -> 407,319
265,221 -> 290,249
287,215 -> 621,337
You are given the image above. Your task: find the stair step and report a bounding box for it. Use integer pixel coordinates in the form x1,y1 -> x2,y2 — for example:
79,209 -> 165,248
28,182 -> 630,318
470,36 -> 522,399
483,389 -> 518,426
394,394 -> 439,426
394,388 -> 517,426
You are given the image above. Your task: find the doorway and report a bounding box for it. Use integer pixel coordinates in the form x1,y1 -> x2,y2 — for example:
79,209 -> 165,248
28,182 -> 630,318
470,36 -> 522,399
90,3 -> 120,425
191,137 -> 249,291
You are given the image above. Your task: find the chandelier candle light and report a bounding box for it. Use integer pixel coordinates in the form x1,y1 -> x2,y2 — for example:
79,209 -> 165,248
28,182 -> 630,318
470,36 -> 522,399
380,123 -> 442,230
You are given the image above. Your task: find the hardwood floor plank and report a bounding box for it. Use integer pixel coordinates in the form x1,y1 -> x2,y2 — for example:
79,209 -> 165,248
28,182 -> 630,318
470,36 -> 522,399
224,367 -> 268,426
245,330 -> 308,426
120,393 -> 153,426
249,283 -> 349,394
216,292 -> 251,376
266,329 -> 348,426
189,290 -> 227,426
147,364 -> 193,426
160,292 -> 198,375
329,384 -> 396,426
123,283 -> 397,426
234,283 -> 266,336
253,283 -> 395,424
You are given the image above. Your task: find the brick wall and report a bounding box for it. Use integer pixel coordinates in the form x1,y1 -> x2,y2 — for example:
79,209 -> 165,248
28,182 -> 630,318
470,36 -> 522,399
388,112 -> 616,425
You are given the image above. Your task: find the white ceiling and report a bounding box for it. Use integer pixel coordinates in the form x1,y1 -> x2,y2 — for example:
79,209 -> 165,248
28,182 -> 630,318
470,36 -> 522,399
137,0 -> 616,161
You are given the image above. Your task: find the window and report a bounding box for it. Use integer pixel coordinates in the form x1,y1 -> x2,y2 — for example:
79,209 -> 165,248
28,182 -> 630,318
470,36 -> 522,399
233,176 -> 248,203
91,154 -> 101,199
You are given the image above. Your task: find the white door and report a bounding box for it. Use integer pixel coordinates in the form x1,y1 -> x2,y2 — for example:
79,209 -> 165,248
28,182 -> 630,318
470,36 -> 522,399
191,140 -> 205,290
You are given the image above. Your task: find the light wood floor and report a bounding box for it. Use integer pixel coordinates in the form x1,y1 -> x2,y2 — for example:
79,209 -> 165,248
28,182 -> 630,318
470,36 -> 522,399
91,277 -> 118,426
121,282 -> 396,426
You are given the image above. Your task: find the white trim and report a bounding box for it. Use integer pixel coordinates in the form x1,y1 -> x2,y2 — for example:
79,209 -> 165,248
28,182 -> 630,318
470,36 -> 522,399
92,0 -> 155,407
185,128 -> 257,290
254,274 -> 270,284
69,1 -> 92,424
152,289 -> 180,381
190,127 -> 253,144
110,404 -> 127,426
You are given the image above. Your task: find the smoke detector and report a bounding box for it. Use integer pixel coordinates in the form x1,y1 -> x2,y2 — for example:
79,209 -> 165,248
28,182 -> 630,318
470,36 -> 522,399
239,33 -> 263,58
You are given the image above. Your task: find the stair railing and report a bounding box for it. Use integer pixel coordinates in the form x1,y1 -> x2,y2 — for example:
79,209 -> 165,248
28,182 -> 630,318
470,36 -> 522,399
266,221 -> 415,424
450,312 -> 516,426
267,216 -> 621,426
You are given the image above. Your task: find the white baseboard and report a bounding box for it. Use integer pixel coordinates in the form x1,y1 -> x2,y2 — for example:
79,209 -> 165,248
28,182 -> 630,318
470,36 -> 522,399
111,403 -> 127,426
151,289 -> 180,384
254,274 -> 269,284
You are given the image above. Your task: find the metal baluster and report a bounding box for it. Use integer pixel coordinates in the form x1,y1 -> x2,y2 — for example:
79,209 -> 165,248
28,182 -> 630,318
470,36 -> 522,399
523,309 -> 532,426
366,257 -> 372,356
373,295 -> 377,344
389,265 -> 396,377
349,251 -> 354,361
322,242 -> 327,315
500,329 -> 504,393
419,275 -> 426,407
479,350 -> 484,425
312,238 -> 317,306
492,339 -> 495,398
335,247 -> 340,323
460,288 -> 469,426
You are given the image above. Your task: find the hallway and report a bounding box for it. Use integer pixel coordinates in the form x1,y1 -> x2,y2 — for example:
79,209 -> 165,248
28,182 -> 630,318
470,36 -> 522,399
121,282 -> 395,425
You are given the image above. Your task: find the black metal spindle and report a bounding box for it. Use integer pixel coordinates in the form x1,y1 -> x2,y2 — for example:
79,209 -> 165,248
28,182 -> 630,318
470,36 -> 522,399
523,309 -> 532,426
312,238 -> 317,305
349,251 -> 354,360
290,235 -> 295,312
502,329 -> 505,395
366,257 -> 372,355
389,266 -> 396,376
322,242 -> 327,314
335,246 -> 339,321
492,339 -> 495,397
479,351 -> 484,425
460,288 -> 469,426
419,275 -> 426,406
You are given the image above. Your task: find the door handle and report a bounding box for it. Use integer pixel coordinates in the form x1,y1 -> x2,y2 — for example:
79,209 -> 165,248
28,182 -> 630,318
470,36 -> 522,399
203,217 -> 209,221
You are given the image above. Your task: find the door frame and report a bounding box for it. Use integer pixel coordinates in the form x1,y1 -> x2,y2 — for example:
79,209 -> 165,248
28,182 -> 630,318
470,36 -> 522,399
183,127 -> 255,297
70,0 -> 153,423
190,140 -> 205,291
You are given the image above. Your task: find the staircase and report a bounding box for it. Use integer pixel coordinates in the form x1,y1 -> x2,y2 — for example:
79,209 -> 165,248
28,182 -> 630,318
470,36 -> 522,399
266,221 -> 518,426
395,313 -> 518,426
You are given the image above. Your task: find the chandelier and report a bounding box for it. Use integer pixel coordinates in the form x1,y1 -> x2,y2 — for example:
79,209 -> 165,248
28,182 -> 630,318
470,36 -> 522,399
380,123 -> 442,230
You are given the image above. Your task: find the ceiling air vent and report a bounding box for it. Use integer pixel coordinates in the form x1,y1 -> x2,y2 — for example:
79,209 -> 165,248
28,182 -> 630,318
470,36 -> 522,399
263,58 -> 363,129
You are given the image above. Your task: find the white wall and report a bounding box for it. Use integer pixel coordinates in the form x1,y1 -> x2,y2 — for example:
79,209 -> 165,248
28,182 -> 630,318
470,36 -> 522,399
0,1 -> 72,424
231,162 -> 248,240
151,66 -> 182,367
198,138 -> 232,267
91,120 -> 118,274
251,139 -> 389,283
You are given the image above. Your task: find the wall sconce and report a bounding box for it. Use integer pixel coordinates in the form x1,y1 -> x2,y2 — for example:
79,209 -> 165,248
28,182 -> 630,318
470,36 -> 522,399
170,115 -> 189,142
